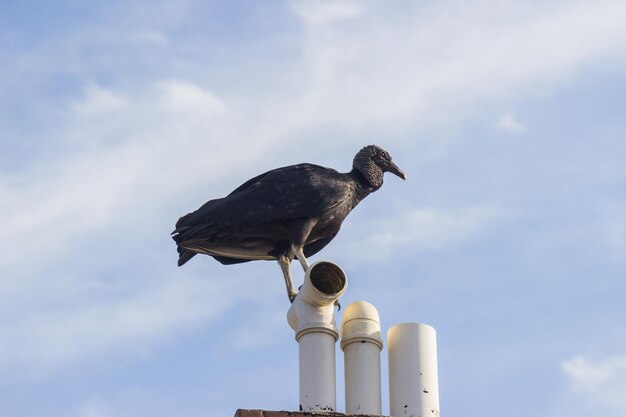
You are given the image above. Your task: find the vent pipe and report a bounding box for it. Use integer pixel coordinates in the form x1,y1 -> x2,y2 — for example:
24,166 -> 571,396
287,261 -> 347,412
388,323 -> 440,417
340,301 -> 383,415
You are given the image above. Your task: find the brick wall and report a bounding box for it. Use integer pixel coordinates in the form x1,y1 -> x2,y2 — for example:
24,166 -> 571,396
235,409 -> 384,417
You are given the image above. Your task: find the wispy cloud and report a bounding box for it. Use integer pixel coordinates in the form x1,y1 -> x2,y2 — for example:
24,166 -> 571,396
562,355 -> 626,415
2,0 -> 626,384
289,0 -> 626,131
0,79 -> 282,372
338,206 -> 509,262
291,0 -> 365,24
1,81 -> 238,272
0,275 -> 233,372
497,112 -> 526,134
73,397 -> 112,417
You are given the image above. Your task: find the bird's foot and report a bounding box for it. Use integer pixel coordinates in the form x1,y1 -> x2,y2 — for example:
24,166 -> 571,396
335,299 -> 341,311
288,290 -> 298,303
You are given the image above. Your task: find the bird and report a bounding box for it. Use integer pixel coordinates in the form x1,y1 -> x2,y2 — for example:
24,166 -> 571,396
171,144 -> 406,303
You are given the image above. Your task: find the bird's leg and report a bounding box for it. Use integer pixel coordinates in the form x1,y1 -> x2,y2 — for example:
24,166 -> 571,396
278,255 -> 298,303
289,218 -> 316,272
294,246 -> 310,272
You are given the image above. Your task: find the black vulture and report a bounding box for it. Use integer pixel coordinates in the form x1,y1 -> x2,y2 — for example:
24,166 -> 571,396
172,144 -> 406,302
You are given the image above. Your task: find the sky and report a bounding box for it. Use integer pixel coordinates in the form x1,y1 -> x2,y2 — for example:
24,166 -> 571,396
1,1 -> 626,416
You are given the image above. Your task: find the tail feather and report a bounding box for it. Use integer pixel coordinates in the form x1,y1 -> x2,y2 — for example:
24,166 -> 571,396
177,247 -> 196,266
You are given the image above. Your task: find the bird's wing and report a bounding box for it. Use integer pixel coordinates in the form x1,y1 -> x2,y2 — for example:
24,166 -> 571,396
226,169 -> 273,196
303,232 -> 339,257
173,170 -> 278,231
174,164 -> 350,233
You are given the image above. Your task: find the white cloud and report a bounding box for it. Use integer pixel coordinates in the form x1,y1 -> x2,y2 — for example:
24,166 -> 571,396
339,206 -> 509,262
3,0 -> 626,379
290,0 -> 626,131
0,275 -> 232,372
0,80 -> 285,372
130,30 -> 170,46
291,0 -> 364,24
497,112 -> 526,134
155,79 -> 229,114
72,84 -> 128,116
1,81 -> 240,273
562,355 -> 626,415
73,397 -> 111,417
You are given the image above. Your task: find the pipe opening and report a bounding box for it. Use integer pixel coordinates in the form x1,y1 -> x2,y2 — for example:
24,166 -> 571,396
309,262 -> 345,295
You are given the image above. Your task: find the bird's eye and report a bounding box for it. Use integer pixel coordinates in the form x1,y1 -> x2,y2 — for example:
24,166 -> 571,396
381,152 -> 389,160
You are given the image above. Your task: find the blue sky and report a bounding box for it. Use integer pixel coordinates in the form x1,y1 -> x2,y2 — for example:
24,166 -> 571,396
2,1 -> 626,416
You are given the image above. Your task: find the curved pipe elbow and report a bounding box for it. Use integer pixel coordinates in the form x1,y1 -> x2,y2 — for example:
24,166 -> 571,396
287,261 -> 348,340
299,261 -> 347,307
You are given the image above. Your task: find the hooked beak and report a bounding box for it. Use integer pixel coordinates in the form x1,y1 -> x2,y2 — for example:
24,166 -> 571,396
385,161 -> 407,180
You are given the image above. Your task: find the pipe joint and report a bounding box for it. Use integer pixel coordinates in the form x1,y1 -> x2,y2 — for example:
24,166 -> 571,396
287,261 -> 347,340
340,301 -> 383,351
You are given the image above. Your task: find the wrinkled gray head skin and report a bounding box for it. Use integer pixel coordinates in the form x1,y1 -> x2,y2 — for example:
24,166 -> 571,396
353,144 -> 407,188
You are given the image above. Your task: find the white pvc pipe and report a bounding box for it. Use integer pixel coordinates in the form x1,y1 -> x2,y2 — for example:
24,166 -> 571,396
388,323 -> 440,417
298,331 -> 337,412
287,261 -> 347,412
340,301 -> 383,415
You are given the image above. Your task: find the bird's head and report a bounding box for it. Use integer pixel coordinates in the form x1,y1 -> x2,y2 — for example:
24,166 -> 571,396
353,145 -> 407,188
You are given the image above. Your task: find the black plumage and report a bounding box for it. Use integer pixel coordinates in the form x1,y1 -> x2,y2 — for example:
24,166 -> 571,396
172,144 -> 406,302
